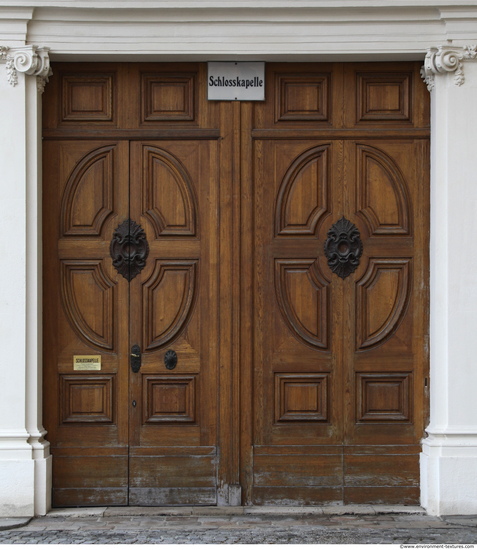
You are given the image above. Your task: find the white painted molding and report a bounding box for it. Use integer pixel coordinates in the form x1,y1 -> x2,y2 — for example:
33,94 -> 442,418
421,45 -> 477,91
0,45 -> 51,92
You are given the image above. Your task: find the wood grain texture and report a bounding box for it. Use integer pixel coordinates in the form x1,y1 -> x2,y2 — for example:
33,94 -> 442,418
344,487 -> 420,505
129,456 -> 216,487
275,73 -> 330,122
275,373 -> 328,422
43,61 -> 429,507
61,73 -> 114,123
253,487 -> 342,506
249,61 -> 429,505
142,375 -> 196,424
53,488 -> 128,507
254,454 -> 342,487
141,72 -> 196,122
344,454 -> 419,487
129,488 -> 216,506
60,375 -> 115,424
43,63 -> 223,507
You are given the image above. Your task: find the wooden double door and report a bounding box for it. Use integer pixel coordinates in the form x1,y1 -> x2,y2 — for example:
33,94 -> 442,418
43,62 -> 429,507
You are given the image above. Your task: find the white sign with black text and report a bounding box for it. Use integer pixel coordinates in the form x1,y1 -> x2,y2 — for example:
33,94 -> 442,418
208,62 -> 265,101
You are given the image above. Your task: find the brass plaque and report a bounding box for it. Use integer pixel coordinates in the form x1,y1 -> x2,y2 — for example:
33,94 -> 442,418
74,355 -> 101,371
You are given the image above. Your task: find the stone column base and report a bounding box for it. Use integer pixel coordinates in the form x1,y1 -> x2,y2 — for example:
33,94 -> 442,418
421,433 -> 477,515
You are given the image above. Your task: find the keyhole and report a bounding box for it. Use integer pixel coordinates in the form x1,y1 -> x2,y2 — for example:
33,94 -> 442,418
132,400 -> 136,408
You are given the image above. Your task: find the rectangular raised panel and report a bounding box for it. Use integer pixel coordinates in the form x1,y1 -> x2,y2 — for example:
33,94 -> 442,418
275,74 -> 329,122
357,73 -> 411,122
60,375 -> 114,424
143,375 -> 196,423
356,373 -> 412,422
61,75 -> 114,122
275,373 -> 328,422
142,73 -> 195,122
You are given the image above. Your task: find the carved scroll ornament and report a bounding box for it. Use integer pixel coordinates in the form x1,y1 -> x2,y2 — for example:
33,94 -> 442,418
324,216 -> 363,279
110,219 -> 149,282
421,45 -> 477,91
0,45 -> 52,92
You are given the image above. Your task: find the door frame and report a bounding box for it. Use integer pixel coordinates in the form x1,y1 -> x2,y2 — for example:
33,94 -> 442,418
5,2 -> 477,516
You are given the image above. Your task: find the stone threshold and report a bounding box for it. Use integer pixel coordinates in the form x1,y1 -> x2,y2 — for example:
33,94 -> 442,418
46,504 -> 425,519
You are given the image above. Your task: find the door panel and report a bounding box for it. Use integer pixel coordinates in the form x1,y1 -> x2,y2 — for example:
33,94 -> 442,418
43,140 -> 130,506
43,63 -> 224,507
129,140 -> 219,505
248,62 -> 429,506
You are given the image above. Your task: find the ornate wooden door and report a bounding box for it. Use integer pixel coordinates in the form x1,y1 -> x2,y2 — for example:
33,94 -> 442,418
43,64 -> 224,507
244,62 -> 430,505
43,61 -> 429,507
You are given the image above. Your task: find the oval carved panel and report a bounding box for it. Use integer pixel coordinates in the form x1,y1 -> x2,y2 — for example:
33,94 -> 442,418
61,145 -> 115,237
143,260 -> 198,351
275,145 -> 329,236
60,260 -> 116,351
275,259 -> 330,349
356,258 -> 412,350
356,144 -> 410,235
143,146 -> 198,239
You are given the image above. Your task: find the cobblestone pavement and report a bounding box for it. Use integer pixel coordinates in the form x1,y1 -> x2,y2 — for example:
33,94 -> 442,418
1,507 -> 477,544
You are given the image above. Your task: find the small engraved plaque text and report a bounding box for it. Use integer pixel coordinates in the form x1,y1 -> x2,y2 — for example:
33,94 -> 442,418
74,355 -> 101,371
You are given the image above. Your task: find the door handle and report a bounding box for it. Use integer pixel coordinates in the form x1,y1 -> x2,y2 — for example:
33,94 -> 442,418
131,344 -> 141,373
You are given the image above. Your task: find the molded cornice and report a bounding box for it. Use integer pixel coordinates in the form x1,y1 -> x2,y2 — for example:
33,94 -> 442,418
421,45 -> 477,91
0,44 -> 51,92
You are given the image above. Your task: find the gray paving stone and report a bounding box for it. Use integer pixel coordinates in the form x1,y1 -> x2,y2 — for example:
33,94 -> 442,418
0,518 -> 31,531
0,527 -> 471,544
1,509 -> 477,544
443,515 -> 477,527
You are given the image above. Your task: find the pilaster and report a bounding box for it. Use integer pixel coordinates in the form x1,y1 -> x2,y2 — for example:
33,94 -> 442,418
421,47 -> 477,515
0,44 -> 51,517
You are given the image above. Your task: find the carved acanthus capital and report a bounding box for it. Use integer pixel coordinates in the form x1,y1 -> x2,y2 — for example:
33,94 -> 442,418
421,45 -> 477,92
0,45 -> 52,93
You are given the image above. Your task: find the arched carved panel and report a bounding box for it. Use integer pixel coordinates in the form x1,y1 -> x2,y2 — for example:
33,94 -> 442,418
143,146 -> 198,238
60,260 -> 115,351
356,144 -> 410,235
143,260 -> 198,351
275,259 -> 330,349
275,145 -> 329,236
61,146 -> 115,237
356,258 -> 412,350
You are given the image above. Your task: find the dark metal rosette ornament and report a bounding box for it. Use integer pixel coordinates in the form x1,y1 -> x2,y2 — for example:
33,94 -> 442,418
324,216 -> 363,279
110,219 -> 149,282
164,350 -> 178,370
